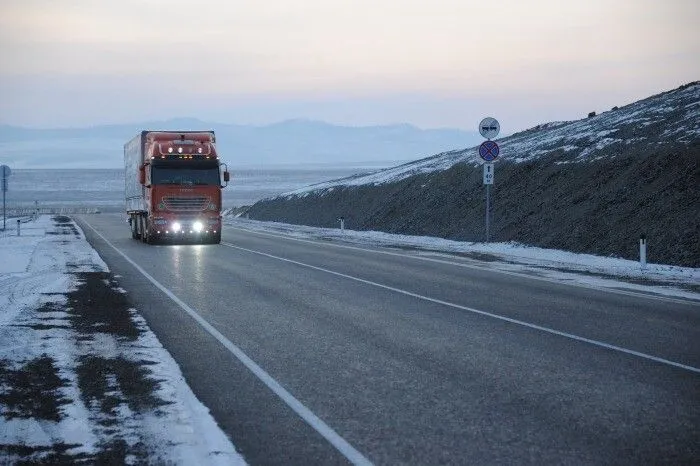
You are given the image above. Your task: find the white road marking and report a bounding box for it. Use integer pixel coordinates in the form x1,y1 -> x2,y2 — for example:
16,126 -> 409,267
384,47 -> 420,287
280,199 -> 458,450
227,225 -> 700,306
222,241 -> 700,375
81,220 -> 373,466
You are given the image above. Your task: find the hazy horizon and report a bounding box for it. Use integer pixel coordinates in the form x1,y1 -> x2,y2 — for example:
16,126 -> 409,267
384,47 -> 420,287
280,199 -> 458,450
1,0 -> 698,135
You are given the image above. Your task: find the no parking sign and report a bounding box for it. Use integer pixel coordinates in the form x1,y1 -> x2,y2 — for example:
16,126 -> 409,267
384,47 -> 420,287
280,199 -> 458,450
478,141 -> 500,162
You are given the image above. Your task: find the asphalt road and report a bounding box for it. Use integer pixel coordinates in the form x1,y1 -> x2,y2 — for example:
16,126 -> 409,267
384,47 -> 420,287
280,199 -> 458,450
76,214 -> 700,465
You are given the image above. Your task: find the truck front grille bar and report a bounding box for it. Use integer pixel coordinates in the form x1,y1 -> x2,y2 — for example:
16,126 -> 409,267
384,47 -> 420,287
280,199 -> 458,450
162,196 -> 209,211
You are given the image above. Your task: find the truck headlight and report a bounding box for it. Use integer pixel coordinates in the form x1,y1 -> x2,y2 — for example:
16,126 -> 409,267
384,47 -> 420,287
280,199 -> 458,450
193,221 -> 203,232
172,222 -> 182,232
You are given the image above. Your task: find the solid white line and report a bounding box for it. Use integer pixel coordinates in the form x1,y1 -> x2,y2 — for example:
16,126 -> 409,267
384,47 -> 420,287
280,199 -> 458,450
80,220 -> 373,466
222,241 -> 700,375
226,225 -> 700,306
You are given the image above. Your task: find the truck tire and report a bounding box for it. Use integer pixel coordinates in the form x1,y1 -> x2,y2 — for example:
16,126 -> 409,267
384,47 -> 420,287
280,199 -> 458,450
139,216 -> 147,243
209,231 -> 221,244
130,216 -> 139,239
142,218 -> 155,244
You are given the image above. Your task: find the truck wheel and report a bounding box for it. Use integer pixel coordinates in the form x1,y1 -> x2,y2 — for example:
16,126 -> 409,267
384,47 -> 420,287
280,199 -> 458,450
130,216 -> 139,239
143,218 -> 154,244
209,231 -> 221,244
139,216 -> 147,242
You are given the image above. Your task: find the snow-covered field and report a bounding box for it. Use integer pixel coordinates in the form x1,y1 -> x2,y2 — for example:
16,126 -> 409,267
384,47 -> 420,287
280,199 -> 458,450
225,217 -> 700,301
0,215 -> 245,464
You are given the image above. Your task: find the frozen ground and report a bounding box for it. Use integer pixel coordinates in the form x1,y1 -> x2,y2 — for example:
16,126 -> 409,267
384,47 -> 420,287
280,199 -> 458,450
0,215 -> 245,464
225,217 -> 700,302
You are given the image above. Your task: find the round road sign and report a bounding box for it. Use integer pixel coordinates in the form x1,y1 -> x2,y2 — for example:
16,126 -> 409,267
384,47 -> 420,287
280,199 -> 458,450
478,140 -> 500,161
0,165 -> 10,178
479,117 -> 500,139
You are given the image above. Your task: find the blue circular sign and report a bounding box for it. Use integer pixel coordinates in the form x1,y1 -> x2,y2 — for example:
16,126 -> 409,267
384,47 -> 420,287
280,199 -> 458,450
478,141 -> 500,161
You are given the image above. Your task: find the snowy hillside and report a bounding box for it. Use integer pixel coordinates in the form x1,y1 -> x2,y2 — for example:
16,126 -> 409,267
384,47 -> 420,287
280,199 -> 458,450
246,82 -> 700,267
279,82 -> 699,197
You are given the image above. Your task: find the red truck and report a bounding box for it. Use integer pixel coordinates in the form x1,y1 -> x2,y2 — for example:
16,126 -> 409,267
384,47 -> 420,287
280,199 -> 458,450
125,130 -> 229,244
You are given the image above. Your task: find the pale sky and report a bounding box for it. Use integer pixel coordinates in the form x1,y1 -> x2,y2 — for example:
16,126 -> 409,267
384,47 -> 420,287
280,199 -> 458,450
0,0 -> 698,132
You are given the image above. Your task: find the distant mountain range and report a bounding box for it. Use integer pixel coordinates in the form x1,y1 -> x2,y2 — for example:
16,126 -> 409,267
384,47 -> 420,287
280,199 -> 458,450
0,118 -> 480,169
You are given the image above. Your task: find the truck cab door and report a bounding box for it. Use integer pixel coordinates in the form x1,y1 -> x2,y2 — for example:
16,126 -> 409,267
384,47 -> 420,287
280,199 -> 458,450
139,164 -> 152,187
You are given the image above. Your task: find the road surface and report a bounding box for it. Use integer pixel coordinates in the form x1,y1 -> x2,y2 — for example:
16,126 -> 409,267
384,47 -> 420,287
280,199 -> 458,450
76,214 -> 700,465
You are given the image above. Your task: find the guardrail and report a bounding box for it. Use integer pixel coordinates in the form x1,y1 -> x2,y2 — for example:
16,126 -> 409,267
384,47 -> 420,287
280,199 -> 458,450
4,207 -> 102,216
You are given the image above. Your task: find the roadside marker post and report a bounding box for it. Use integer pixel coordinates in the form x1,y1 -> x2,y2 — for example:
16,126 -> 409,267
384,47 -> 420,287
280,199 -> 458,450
477,119 -> 500,242
640,235 -> 647,270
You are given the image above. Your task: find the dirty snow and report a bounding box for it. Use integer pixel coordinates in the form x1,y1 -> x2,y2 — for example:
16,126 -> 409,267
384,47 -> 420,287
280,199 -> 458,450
0,215 -> 245,464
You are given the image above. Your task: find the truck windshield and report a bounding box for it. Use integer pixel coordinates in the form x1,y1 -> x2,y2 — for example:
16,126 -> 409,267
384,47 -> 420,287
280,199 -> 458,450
151,167 -> 220,186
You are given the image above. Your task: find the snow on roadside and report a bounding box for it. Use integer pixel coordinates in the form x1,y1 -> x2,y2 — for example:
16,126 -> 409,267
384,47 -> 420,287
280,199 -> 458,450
224,218 -> 699,301
0,215 -> 245,464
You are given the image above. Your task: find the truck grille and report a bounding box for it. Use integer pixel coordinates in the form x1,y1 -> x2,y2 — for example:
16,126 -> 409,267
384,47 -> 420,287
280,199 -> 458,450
162,196 -> 209,211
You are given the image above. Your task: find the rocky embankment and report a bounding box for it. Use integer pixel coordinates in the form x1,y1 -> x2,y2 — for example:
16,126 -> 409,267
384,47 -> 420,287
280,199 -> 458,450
246,84 -> 700,267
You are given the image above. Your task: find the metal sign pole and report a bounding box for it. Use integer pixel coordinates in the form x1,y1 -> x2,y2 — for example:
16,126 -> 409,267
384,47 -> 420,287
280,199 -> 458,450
2,187 -> 5,231
485,184 -> 490,242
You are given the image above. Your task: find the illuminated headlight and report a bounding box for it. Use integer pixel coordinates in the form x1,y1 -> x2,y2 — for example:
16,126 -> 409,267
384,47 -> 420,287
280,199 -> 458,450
171,222 -> 182,232
197,147 -> 203,154
168,147 -> 173,153
193,221 -> 204,232
178,147 -> 183,154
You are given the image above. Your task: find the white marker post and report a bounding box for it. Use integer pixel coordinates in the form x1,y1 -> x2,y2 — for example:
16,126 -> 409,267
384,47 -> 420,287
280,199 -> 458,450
339,216 -> 345,233
640,235 -> 647,270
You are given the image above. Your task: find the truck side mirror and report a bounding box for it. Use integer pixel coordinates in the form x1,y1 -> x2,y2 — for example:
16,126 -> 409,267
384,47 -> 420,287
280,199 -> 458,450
224,171 -> 230,182
139,165 -> 146,185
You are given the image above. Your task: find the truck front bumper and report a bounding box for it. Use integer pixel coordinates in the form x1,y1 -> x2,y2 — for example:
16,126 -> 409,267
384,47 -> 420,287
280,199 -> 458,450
151,216 -> 220,237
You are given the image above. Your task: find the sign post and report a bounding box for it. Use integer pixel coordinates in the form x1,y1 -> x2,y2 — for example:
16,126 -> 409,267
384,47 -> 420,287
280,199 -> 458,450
477,119 -> 500,242
483,163 -> 494,241
1,165 -> 10,231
